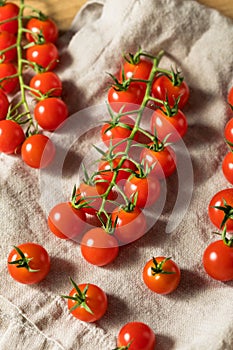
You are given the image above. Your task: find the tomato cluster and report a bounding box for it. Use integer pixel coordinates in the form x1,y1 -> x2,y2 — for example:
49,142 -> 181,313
0,1 -> 68,168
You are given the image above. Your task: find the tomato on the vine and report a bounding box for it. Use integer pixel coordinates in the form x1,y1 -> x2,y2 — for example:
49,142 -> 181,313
228,86 -> 233,108
0,2 -> 19,34
143,256 -> 181,294
0,62 -> 18,94
222,152 -> 233,185
62,278 -> 108,322
208,188 -> 233,232
120,58 -> 153,81
224,118 -> 233,147
98,157 -> 137,184
34,97 -> 68,131
116,321 -> 156,350
8,243 -> 50,284
111,205 -> 147,244
29,71 -> 62,97
26,42 -> 59,70
0,31 -> 17,62
80,227 -> 119,266
26,17 -> 58,43
0,89 -> 9,120
21,134 -> 55,169
0,119 -> 25,154
48,202 -> 86,240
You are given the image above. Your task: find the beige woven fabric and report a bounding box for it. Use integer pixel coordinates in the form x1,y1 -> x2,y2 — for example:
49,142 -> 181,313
1,0 -> 233,349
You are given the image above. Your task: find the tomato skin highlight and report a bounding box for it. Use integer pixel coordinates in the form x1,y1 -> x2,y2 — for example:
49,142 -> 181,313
0,31 -> 17,62
26,42 -> 59,71
29,72 -> 62,97
26,17 -> 58,43
222,152 -> 233,185
0,62 -> 18,94
0,90 -> 9,120
203,240 -> 233,281
120,59 -> 153,81
208,188 -> 233,232
0,120 -> 25,154
117,321 -> 156,350
34,98 -> 68,131
8,243 -> 50,284
0,2 -> 19,34
108,83 -> 145,113
80,227 -> 119,266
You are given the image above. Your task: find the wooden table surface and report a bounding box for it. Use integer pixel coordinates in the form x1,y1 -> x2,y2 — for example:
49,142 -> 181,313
11,0 -> 233,31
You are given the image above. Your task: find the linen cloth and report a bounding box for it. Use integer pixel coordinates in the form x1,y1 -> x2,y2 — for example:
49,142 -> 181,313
1,0 -> 233,349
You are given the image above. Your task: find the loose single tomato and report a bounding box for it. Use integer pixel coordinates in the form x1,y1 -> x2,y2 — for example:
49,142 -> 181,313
140,142 -> 176,179
29,71 -> 62,97
0,62 -> 18,94
151,107 -> 188,143
224,118 -> 233,147
143,256 -> 181,294
108,83 -> 145,113
48,202 -> 86,240
98,157 -> 137,184
208,188 -> 233,232
203,240 -> 233,281
26,42 -> 59,70
8,243 -> 50,284
111,205 -> 147,244
222,152 -> 233,185
124,172 -> 160,208
34,97 -> 68,131
0,119 -> 25,154
0,31 -> 17,62
80,227 -> 119,266
21,134 -> 55,169
116,322 -> 156,350
63,278 -> 107,322
152,74 -> 189,109
0,89 -> 9,119
120,58 -> 153,81
26,17 -> 58,43
0,2 -> 19,34
228,86 -> 233,108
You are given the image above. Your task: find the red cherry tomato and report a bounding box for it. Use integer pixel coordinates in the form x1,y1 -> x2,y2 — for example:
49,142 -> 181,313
0,62 -> 18,94
117,322 -> 156,350
224,118 -> 233,147
143,256 -> 181,294
21,134 -> 55,169
26,42 -> 59,70
140,143 -> 176,179
0,2 -> 19,34
111,206 -> 147,244
152,74 -> 189,109
222,152 -> 233,185
29,72 -> 62,97
0,89 -> 9,119
228,86 -> 233,108
0,31 -> 17,62
124,172 -> 160,208
203,240 -> 233,281
108,83 -> 145,113
98,157 -> 137,184
48,202 -> 86,240
80,227 -> 119,266
26,17 -> 58,43
63,278 -> 108,322
151,107 -> 188,142
0,119 -> 25,154
8,243 -> 50,284
34,98 -> 68,131
120,58 -> 153,81
208,188 -> 233,232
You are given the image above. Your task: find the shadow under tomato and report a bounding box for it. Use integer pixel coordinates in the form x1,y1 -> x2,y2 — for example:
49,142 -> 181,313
102,293 -> 131,328
155,333 -> 176,350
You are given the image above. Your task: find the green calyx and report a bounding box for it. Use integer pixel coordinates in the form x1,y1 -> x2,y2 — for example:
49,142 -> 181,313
151,257 -> 175,275
8,246 -> 39,272
213,198 -> 233,229
169,67 -> 184,87
0,0 -> 6,6
62,277 -> 94,314
161,95 -> 180,117
113,342 -> 132,350
108,72 -> 131,92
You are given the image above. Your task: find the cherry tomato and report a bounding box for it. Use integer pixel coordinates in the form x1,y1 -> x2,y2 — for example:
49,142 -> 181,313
228,86 -> 233,108
143,256 -> 181,294
0,31 -> 17,62
0,62 -> 18,94
208,188 -> 233,232
0,89 -> 9,120
98,157 -> 137,184
203,240 -> 233,281
8,243 -> 50,284
120,58 -> 153,81
0,119 -> 25,154
152,74 -> 189,109
80,227 -> 119,266
111,206 -> 147,244
26,17 -> 58,43
48,202 -> 86,240
0,2 -> 19,34
222,152 -> 233,185
26,42 -> 59,70
34,98 -> 68,131
140,143 -> 176,179
151,107 -> 188,143
124,172 -> 160,208
224,118 -> 233,147
21,134 -> 55,169
63,278 -> 107,322
108,83 -> 145,113
116,321 -> 156,350
29,71 -> 62,97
